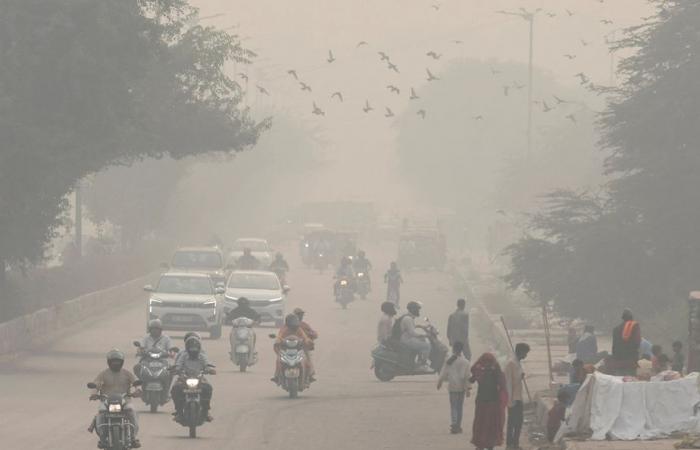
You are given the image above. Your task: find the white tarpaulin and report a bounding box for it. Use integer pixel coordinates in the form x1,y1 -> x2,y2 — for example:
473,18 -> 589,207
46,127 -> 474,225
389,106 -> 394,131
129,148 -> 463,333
556,372 -> 700,441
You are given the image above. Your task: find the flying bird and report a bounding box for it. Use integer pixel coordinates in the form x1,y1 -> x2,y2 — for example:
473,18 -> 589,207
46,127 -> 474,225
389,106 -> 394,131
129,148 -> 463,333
312,102 -> 325,116
256,85 -> 269,95
566,9 -> 574,16
575,72 -> 590,84
546,12 -> 556,18
409,88 -> 419,100
287,69 -> 298,80
426,51 -> 442,60
238,72 -> 249,82
299,81 -> 312,92
426,68 -> 440,81
363,100 -> 374,113
387,62 -> 400,73
553,95 -> 569,104
580,39 -> 590,47
385,107 -> 395,118
563,54 -> 577,60
386,85 -> 401,94
327,50 -> 336,63
542,101 -> 553,112
503,86 -> 510,96
416,109 -> 427,119
565,113 -> 577,123
431,4 -> 440,11
356,41 -> 369,47
452,40 -> 464,44
513,81 -> 525,90
378,51 -> 390,61
472,115 -> 484,121
331,91 -> 344,102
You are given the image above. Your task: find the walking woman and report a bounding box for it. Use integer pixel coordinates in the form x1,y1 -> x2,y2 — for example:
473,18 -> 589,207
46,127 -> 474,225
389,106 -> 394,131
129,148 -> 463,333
470,353 -> 508,450
437,341 -> 471,434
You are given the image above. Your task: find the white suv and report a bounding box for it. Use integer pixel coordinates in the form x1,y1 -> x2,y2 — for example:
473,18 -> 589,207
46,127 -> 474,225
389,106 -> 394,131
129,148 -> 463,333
224,270 -> 288,327
145,272 -> 225,339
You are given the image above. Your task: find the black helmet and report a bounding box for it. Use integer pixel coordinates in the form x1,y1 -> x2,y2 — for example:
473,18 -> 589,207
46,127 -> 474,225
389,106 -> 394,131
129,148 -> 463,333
106,349 -> 125,362
237,297 -> 249,307
183,331 -> 201,342
285,313 -> 300,329
185,335 -> 202,351
381,302 -> 397,316
406,301 -> 421,316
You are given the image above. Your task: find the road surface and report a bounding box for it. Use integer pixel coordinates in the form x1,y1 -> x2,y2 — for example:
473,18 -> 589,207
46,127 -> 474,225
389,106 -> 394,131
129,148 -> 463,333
0,245 -> 485,449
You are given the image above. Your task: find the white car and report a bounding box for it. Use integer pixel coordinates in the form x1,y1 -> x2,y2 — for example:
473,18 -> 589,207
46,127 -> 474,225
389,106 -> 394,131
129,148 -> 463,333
145,272 -> 225,339
224,270 -> 288,327
228,238 -> 273,269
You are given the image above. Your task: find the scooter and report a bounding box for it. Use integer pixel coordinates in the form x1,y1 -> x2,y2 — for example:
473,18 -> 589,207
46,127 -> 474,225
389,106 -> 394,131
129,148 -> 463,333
270,334 -> 308,398
334,277 -> 354,309
87,380 -> 142,450
230,317 -> 257,372
133,341 -> 174,413
371,318 -> 448,382
356,271 -> 371,300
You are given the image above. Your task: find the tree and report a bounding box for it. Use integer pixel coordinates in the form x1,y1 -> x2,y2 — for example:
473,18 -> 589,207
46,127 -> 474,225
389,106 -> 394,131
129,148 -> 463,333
506,0 -> 700,328
0,0 -> 265,284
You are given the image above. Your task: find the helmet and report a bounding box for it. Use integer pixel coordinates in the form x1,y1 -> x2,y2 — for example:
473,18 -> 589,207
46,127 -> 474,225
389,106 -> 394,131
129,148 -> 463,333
148,319 -> 163,330
185,335 -> 202,351
237,297 -> 250,307
106,349 -> 125,362
390,261 -> 398,270
276,252 -> 283,259
183,331 -> 201,342
285,313 -> 300,329
381,302 -> 397,316
293,307 -> 305,316
358,250 -> 366,258
406,301 -> 421,316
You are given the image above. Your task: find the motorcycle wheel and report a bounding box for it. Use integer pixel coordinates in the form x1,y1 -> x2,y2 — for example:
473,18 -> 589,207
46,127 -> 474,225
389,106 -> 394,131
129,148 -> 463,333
288,382 -> 298,399
187,403 -> 198,438
239,360 -> 248,373
374,363 -> 396,382
111,424 -> 124,450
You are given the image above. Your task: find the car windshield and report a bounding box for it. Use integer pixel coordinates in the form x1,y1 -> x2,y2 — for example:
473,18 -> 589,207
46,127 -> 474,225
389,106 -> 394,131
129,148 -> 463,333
228,273 -> 280,290
171,251 -> 222,269
157,276 -> 213,295
233,240 -> 268,252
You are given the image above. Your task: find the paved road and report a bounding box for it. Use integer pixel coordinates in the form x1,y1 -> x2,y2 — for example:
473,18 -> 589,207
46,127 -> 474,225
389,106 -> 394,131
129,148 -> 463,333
0,245 -> 484,450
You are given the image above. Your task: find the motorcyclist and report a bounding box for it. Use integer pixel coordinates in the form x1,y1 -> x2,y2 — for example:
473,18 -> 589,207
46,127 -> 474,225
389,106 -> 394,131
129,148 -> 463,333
268,252 -> 290,284
226,297 -> 260,323
272,314 -> 312,383
171,335 -> 215,422
399,301 -> 431,372
384,261 -> 404,306
293,307 -> 317,381
334,256 -> 356,296
89,349 -> 141,448
236,248 -> 259,270
134,319 -> 176,378
353,250 -> 372,276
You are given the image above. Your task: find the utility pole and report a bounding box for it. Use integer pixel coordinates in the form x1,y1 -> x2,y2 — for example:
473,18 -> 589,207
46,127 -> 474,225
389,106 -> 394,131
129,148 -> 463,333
497,8 -> 541,158
75,180 -> 82,258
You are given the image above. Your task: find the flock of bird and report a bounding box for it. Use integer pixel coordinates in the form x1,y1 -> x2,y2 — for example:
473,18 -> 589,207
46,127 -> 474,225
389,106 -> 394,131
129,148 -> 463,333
238,2 -> 621,126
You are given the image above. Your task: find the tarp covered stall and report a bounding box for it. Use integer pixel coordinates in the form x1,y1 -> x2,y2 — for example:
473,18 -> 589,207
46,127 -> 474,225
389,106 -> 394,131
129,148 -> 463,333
556,372 -> 700,442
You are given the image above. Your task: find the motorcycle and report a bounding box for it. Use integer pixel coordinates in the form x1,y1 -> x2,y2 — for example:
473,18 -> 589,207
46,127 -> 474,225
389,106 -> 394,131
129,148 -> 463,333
355,271 -> 371,300
334,277 -> 354,309
87,380 -> 142,450
174,366 -> 216,438
371,318 -> 448,382
133,341 -> 174,413
230,317 -> 257,372
270,334 -> 308,398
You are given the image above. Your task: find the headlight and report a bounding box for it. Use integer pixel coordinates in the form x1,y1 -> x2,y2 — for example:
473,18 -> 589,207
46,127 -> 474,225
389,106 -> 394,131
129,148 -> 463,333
149,352 -> 160,359
108,404 -> 122,413
203,299 -> 217,308
357,272 -> 365,277
340,280 -> 348,286
186,378 -> 200,388
268,297 -> 283,303
304,243 -> 309,248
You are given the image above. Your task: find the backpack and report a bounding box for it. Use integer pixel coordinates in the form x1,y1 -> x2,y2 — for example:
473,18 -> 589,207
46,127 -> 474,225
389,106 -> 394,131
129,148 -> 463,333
391,314 -> 411,341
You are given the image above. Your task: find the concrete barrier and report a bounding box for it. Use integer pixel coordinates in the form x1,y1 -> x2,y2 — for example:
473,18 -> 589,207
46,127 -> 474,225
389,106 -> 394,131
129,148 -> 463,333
0,273 -> 155,355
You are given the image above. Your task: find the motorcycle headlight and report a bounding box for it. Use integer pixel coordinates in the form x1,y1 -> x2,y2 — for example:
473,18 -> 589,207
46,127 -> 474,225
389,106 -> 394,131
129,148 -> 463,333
357,272 -> 365,277
108,404 -> 122,413
149,353 -> 160,359
186,378 -> 200,388
340,280 -> 348,286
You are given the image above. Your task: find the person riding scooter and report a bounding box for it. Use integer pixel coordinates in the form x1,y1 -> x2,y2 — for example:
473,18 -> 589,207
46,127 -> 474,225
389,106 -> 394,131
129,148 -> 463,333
272,314 -> 312,383
226,297 -> 260,323
171,336 -> 215,422
134,319 -> 176,377
353,251 -> 372,278
89,349 -> 141,448
334,256 -> 356,294
397,301 -> 432,373
294,307 -> 317,381
236,248 -> 260,270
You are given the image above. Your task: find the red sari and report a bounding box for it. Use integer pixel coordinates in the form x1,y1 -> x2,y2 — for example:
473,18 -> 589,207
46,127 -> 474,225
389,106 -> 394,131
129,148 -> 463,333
470,353 -> 508,449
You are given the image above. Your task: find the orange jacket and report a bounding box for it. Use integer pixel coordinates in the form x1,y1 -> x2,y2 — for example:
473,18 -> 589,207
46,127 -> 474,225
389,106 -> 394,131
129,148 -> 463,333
274,326 -> 312,353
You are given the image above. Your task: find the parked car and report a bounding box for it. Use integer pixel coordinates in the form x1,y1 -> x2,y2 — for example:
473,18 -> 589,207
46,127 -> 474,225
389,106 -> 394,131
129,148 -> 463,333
223,270 -> 289,327
164,247 -> 227,285
228,238 -> 273,269
144,272 -> 225,339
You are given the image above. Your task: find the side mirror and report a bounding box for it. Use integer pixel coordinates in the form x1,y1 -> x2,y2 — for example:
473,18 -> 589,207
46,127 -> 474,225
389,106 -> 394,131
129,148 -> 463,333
143,285 -> 154,292
160,262 -> 170,269
283,285 -> 291,294
132,380 -> 143,387
268,334 -> 277,339
215,287 -> 225,295
87,382 -> 97,389
133,341 -> 141,347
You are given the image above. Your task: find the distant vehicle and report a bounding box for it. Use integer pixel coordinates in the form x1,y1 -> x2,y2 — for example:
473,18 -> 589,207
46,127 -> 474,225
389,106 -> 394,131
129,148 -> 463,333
144,273 -> 225,339
164,247 -> 227,285
224,271 -> 289,327
228,238 -> 273,268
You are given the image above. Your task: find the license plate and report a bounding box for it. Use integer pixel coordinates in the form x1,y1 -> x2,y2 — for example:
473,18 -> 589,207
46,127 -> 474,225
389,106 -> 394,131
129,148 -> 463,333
146,382 -> 163,391
235,345 -> 249,353
285,368 -> 300,378
171,315 -> 193,323
149,361 -> 163,368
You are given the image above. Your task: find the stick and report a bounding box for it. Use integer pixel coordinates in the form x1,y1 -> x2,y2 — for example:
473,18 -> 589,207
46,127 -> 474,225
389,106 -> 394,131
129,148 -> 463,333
501,316 -> 532,403
542,305 -> 554,384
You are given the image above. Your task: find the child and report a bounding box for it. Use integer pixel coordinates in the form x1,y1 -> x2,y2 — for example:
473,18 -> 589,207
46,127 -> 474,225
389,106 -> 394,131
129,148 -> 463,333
437,341 -> 471,434
547,390 -> 570,442
672,341 -> 685,374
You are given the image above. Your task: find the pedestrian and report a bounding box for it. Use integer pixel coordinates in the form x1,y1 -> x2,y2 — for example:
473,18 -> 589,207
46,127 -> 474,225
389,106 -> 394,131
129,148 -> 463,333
611,309 -> 641,376
505,342 -> 530,450
437,342 -> 471,434
470,353 -> 508,450
575,325 -> 598,364
547,390 -> 570,442
447,298 -> 472,361
672,340 -> 685,373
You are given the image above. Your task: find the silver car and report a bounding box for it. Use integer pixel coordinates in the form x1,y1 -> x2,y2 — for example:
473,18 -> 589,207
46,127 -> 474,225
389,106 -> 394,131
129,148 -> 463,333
228,238 -> 273,269
145,272 -> 225,339
224,270 -> 288,327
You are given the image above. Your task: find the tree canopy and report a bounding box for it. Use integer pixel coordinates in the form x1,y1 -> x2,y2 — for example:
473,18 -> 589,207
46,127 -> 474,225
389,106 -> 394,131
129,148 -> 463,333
0,0 -> 265,276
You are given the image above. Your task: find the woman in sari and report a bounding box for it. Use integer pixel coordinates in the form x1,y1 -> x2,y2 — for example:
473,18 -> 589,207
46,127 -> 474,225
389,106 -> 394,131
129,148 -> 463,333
470,353 -> 508,450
